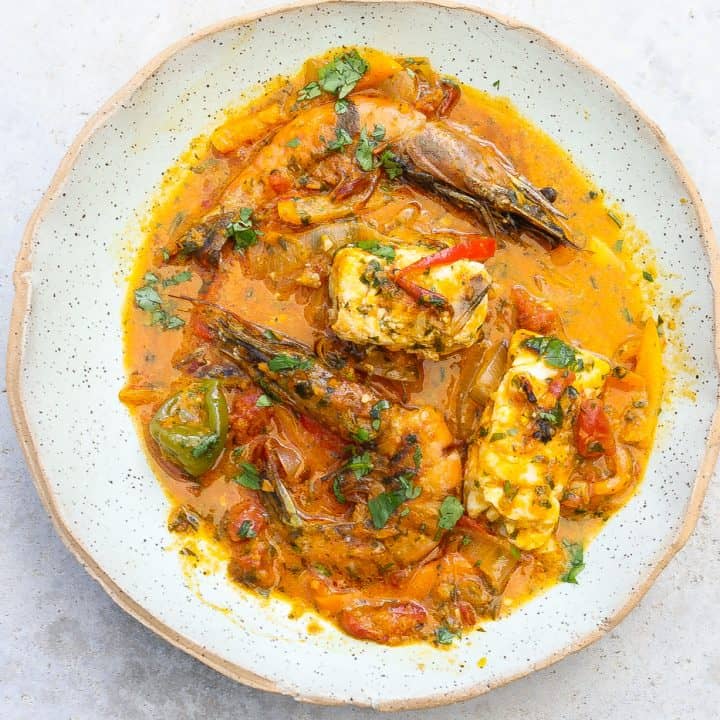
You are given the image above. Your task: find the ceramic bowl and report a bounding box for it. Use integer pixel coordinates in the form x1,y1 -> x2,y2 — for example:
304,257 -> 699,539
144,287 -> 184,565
9,0 -> 719,709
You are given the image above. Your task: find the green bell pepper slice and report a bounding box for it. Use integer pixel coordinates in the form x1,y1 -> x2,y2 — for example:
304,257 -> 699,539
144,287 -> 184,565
150,379 -> 228,477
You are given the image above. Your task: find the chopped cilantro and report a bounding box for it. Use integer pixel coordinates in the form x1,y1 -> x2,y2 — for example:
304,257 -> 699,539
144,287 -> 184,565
326,127 -> 353,152
378,149 -> 403,179
560,540 -> 585,583
356,238 -> 396,261
286,137 -> 301,148
226,207 -> 260,251
492,79 -> 500,90
523,336 -> 582,370
370,399 -> 390,430
233,461 -> 262,490
267,354 -> 313,372
614,238 -> 624,252
537,402 -> 564,427
489,432 -> 506,442
317,49 -> 368,99
642,270 -> 654,282
355,127 -> 376,171
255,394 -> 273,408
237,520 -> 256,539
413,444 -> 422,468
345,451 -> 373,479
371,124 -> 385,141
143,272 -> 159,285
134,285 -> 162,311
503,479 -> 518,500
353,427 -> 371,443
368,490 -> 405,529
368,474 -> 422,529
297,81 -> 321,101
437,496 -> 464,531
435,626 -> 459,645
162,270 -> 192,287
334,99 -> 349,114
134,284 -> 184,330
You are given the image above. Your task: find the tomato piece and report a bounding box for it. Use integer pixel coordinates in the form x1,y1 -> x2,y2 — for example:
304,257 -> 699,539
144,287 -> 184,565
511,285 -> 561,334
574,399 -> 616,459
226,497 -> 268,541
339,601 -> 428,644
230,389 -> 272,441
458,600 -> 477,627
268,169 -> 293,194
547,371 -> 576,398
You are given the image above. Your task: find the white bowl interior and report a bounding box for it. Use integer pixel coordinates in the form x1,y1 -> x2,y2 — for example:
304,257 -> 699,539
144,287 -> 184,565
14,1 -> 717,708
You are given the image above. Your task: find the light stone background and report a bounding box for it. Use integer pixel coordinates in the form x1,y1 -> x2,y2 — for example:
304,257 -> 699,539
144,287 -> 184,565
1,1 -> 718,718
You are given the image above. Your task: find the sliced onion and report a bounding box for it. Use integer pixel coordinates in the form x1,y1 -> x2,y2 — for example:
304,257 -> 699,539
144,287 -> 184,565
468,340 -> 509,406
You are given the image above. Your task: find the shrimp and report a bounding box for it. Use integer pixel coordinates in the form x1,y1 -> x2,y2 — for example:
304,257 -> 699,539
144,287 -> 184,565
200,302 -> 462,581
179,95 -> 574,263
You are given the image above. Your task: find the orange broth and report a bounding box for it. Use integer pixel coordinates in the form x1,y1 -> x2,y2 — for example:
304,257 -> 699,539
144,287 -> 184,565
121,48 -> 663,645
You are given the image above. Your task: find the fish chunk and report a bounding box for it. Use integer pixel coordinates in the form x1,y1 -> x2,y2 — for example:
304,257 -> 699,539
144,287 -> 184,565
329,244 -> 491,359
464,330 -> 611,550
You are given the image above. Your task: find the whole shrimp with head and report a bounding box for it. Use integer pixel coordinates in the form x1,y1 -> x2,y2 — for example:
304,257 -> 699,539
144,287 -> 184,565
199,302 -> 463,584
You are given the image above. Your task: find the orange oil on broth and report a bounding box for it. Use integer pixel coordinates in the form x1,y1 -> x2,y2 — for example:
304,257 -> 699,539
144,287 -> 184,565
121,49 -> 663,644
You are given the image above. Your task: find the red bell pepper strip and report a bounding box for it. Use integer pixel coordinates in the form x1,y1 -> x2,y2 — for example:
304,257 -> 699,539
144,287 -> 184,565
392,235 -> 496,309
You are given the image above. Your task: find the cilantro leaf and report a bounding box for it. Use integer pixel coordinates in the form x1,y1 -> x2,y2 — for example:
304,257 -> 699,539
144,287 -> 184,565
162,270 -> 192,287
344,451 -> 373,479
267,353 -> 313,372
134,283 -> 184,330
226,208 -> 260,251
560,540 -> 585,583
317,49 -> 369,99
435,626 -> 459,645
233,461 -> 262,490
438,496 -> 464,531
357,238 -> 396,261
286,137 -> 301,148
298,81 -> 322,101
335,99 -> 349,114
378,149 -> 403,179
370,399 -> 390,431
368,490 -> 405,529
326,127 -> 353,152
134,285 -> 162,311
237,520 -> 257,539
523,336 -> 581,370
255,394 -> 273,408
355,127 -> 375,171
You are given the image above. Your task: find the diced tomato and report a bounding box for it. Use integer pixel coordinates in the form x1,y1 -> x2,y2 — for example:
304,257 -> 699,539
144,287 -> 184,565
548,371 -> 576,399
458,600 -> 477,627
225,496 -> 268,541
230,389 -> 272,441
511,285 -> 561,334
339,601 -> 428,644
268,169 -> 293,194
574,399 -> 616,459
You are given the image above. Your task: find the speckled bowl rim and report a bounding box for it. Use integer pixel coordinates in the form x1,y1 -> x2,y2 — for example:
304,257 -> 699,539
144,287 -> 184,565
7,0 -> 719,710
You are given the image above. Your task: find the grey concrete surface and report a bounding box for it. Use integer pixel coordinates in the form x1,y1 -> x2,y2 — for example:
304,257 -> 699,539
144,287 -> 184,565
1,1 -> 718,718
